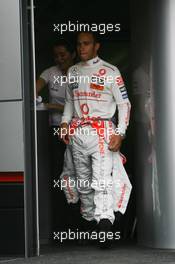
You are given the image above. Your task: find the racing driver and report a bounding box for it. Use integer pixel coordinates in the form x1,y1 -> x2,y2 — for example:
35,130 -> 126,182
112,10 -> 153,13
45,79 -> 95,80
61,31 -> 131,246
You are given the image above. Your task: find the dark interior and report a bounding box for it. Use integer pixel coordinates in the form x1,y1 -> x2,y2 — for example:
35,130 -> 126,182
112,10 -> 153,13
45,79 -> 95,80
34,0 -> 136,253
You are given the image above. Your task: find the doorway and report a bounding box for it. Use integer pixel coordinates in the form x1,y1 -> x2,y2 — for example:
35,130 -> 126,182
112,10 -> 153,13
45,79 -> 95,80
33,0 -> 136,255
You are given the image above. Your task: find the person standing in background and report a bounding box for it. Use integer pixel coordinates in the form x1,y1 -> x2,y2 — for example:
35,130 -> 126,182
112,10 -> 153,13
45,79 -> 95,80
36,39 -> 75,178
36,39 -> 76,232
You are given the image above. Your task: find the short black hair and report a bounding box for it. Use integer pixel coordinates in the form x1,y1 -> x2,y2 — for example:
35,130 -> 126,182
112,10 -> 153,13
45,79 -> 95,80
76,31 -> 100,44
53,39 -> 74,54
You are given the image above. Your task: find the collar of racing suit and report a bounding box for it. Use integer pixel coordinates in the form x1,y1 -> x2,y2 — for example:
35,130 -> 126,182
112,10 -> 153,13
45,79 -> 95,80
80,56 -> 101,67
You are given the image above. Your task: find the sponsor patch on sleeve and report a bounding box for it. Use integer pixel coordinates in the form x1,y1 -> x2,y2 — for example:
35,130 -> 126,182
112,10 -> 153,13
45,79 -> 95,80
119,86 -> 128,99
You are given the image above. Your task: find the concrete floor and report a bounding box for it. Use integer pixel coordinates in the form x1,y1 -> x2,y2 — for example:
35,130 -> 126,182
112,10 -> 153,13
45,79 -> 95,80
1,242 -> 175,264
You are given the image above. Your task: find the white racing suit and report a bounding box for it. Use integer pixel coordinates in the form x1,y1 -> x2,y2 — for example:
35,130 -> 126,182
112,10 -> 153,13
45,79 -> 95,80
61,56 -> 132,224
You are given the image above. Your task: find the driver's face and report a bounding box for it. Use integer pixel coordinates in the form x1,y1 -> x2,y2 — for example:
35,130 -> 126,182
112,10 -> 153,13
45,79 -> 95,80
77,33 -> 100,62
